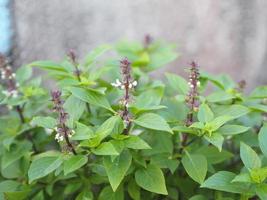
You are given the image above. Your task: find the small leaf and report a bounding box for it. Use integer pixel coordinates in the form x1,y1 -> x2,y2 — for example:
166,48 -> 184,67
135,164 -> 168,195
240,142 -> 261,170
134,113 -> 173,133
72,122 -> 94,140
28,156 -> 63,183
16,65 -> 32,84
209,115 -> 233,131
124,136 -> 151,150
259,124 -> 267,157
63,155 -> 88,175
92,142 -> 119,156
31,116 -> 57,129
85,44 -> 112,66
181,151 -> 207,184
204,132 -> 224,152
197,104 -> 214,123
127,179 -> 140,200
104,150 -> 132,191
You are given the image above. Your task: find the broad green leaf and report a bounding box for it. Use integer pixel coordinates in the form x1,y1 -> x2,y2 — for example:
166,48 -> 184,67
104,150 -> 132,191
256,184 -> 267,200
259,124 -> 267,157
134,113 -> 173,134
198,104 -> 214,123
181,151 -> 207,184
218,125 -> 250,136
248,104 -> 267,113
31,116 -> 57,129
2,142 -> 32,170
165,73 -> 189,95
98,186 -> 124,200
67,87 -> 113,112
204,132 -> 224,152
215,105 -> 250,120
127,179 -> 140,200
64,95 -> 85,121
85,44 -> 112,66
72,122 -> 94,140
206,91 -> 234,103
29,60 -> 68,72
28,156 -> 63,183
75,190 -> 93,200
201,171 -> 251,194
240,142 -> 261,170
16,65 -> 32,84
135,164 -> 168,195
124,136 -> 151,150
150,154 -> 179,174
0,180 -> 20,192
63,155 -> 88,175
249,86 -> 267,99
92,142 -> 119,156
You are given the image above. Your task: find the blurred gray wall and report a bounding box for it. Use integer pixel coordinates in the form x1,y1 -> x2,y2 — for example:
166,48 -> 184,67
12,0 -> 267,90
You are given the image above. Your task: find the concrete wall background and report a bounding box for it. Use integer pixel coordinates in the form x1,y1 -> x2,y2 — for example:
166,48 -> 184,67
12,0 -> 267,90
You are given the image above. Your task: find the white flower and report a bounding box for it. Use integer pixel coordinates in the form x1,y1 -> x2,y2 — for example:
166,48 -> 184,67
197,81 -> 201,87
120,85 -> 125,89
55,133 -> 64,142
111,79 -> 122,88
132,80 -> 137,87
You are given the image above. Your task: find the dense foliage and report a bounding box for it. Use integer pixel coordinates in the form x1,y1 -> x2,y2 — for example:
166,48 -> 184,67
0,37 -> 267,200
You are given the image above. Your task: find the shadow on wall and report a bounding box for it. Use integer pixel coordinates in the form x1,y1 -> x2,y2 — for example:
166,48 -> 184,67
11,0 -> 267,90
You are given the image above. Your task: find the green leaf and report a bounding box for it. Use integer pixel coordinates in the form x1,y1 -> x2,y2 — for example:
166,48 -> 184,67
127,179 -> 140,200
198,104 -> 214,123
240,142 -> 261,170
72,122 -> 94,140
2,142 -> 32,170
231,173 -> 252,183
98,186 -> 124,200
16,65 -> 32,84
206,91 -> 234,103
181,151 -> 207,184
189,195 -> 207,200
85,44 -> 112,66
28,156 -> 63,183
204,132 -> 224,152
135,164 -> 168,195
92,142 -> 119,156
259,124 -> 267,157
64,95 -> 85,121
134,113 -> 173,134
209,115 -> 233,131
75,190 -> 93,200
256,184 -> 267,200
197,146 -> 233,164
201,171 -> 251,194
0,180 -> 20,192
249,86 -> 267,99
216,105 -> 250,120
104,150 -> 132,191
68,87 -> 113,112
218,125 -> 250,136
63,155 -> 88,175
31,116 -> 57,129
165,73 -> 189,95
29,60 -> 68,72
124,136 -> 151,150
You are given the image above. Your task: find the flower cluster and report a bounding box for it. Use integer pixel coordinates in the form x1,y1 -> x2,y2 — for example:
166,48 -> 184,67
51,90 -> 76,154
67,49 -> 81,79
111,58 -> 137,134
0,54 -> 19,98
185,61 -> 200,126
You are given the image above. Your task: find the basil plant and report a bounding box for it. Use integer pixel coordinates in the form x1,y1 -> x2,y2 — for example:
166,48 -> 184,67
0,37 -> 267,200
